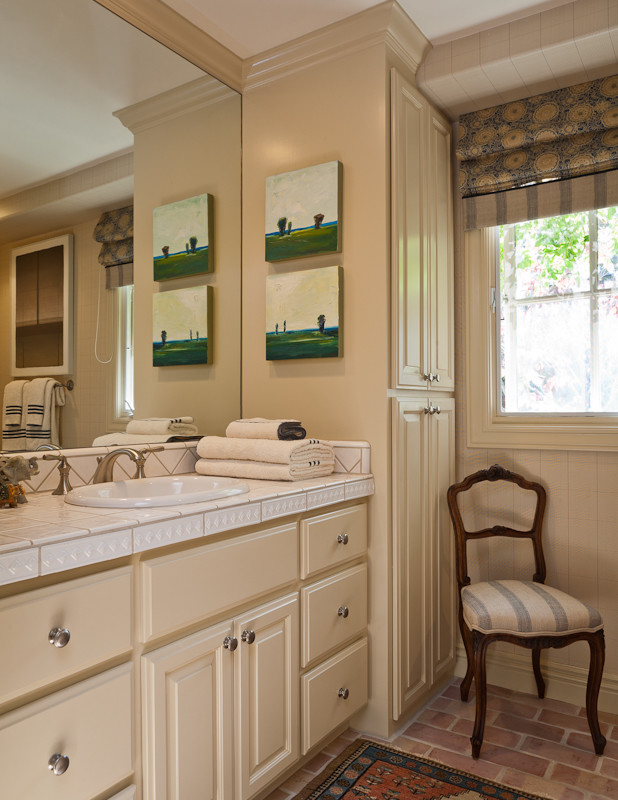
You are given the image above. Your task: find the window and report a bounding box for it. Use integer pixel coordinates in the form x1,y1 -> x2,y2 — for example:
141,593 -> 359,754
464,211 -> 618,452
114,284 -> 134,422
498,207 -> 618,414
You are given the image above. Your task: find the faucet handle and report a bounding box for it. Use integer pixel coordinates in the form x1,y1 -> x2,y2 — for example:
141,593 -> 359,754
133,446 -> 165,479
41,454 -> 73,495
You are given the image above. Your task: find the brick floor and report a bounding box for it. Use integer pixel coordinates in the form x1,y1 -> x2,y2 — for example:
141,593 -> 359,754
265,678 -> 616,800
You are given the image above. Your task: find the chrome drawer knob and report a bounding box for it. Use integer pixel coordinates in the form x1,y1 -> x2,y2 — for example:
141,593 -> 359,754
337,533 -> 349,545
337,606 -> 349,618
48,753 -> 70,775
241,629 -> 256,645
223,636 -> 238,651
337,687 -> 350,700
48,627 -> 71,648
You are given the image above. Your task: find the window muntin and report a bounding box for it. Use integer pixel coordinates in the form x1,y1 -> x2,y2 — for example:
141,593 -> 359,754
498,207 -> 618,414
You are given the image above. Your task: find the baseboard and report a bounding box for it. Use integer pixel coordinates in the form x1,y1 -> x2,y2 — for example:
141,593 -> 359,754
454,643 -> 618,714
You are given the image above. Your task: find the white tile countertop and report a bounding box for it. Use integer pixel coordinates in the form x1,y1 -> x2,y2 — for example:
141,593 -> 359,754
0,473 -> 374,586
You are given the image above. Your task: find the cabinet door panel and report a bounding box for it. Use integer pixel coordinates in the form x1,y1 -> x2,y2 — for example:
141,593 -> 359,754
391,70 -> 429,389
391,398 -> 430,717
142,622 -> 234,800
429,399 -> 456,683
428,109 -> 454,391
235,593 -> 299,800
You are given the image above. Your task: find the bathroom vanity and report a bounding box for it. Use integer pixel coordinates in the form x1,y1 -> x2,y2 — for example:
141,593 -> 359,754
0,465 -> 372,800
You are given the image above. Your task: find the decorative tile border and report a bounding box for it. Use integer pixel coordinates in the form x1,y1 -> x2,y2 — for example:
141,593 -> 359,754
262,493 -> 307,521
345,478 -> 374,500
307,484 -> 346,509
0,547 -> 39,585
134,514 -> 203,553
203,502 -> 262,536
41,529 -> 132,575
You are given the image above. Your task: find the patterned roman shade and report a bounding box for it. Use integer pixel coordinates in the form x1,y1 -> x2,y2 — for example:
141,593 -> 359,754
457,74 -> 618,229
93,205 -> 134,287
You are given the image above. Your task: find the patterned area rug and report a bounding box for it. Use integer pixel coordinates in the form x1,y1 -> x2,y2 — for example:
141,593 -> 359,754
294,739 -> 544,800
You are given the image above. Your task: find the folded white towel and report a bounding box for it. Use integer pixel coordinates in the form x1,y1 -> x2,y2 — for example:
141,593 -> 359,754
92,433 -> 177,446
24,378 -> 62,449
225,418 -> 306,441
2,380 -> 27,451
196,457 -> 334,481
126,417 -> 198,435
197,436 -> 334,468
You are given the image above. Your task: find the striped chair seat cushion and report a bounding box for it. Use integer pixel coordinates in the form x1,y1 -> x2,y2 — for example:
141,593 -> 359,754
462,580 -> 603,636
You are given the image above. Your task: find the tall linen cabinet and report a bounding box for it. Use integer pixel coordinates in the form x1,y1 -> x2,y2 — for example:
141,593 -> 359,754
390,68 -> 456,720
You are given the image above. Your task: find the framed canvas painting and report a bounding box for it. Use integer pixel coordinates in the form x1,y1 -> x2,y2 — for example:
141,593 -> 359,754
266,266 -> 343,360
153,285 -> 213,366
265,161 -> 342,262
153,193 -> 214,280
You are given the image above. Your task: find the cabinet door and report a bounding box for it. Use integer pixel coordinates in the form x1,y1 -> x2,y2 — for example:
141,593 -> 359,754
392,397 -> 456,718
391,69 -> 430,390
428,398 -> 456,683
392,397 -> 431,717
235,593 -> 299,800
142,621 -> 234,800
427,108 -> 455,392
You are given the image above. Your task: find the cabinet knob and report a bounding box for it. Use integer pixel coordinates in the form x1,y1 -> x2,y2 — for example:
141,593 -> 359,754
337,606 -> 349,618
434,373 -> 441,382
48,627 -> 71,648
223,636 -> 238,651
337,687 -> 350,700
241,629 -> 256,645
48,753 -> 70,775
337,533 -> 349,545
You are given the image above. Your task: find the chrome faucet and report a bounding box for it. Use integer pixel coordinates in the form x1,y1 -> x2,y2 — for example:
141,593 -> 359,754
92,446 -> 164,483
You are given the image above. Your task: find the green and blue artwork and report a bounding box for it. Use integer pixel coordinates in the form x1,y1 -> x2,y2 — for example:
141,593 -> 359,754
153,193 -> 214,280
266,266 -> 342,360
153,286 -> 212,366
265,161 -> 342,262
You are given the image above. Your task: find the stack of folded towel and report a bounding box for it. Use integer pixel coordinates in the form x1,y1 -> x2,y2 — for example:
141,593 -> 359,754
196,418 -> 334,481
92,416 -> 198,446
2,378 -> 65,451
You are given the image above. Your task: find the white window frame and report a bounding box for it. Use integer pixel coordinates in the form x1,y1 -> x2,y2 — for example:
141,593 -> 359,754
465,227 -> 618,451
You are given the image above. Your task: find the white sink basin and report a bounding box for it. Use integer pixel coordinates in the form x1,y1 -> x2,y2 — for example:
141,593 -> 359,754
65,475 -> 249,508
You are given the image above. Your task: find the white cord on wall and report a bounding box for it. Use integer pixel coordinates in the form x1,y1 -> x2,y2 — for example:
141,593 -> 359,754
94,264 -> 115,364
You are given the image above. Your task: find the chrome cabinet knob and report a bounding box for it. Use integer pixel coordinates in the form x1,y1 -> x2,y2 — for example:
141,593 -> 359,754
434,373 -> 441,382
48,627 -> 71,648
337,688 -> 350,700
241,629 -> 256,645
337,533 -> 349,545
424,406 -> 430,414
48,753 -> 70,775
423,372 -> 441,383
337,606 -> 349,618
223,636 -> 238,651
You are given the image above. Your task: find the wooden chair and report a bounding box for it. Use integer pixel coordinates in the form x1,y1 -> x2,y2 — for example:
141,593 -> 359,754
447,464 -> 606,759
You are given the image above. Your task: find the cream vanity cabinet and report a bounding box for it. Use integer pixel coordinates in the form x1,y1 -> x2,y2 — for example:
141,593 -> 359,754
390,64 -> 456,722
140,504 -> 368,800
0,567 -> 134,800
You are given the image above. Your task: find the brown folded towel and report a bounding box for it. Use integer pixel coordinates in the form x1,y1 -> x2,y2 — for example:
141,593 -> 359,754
225,418 -> 306,441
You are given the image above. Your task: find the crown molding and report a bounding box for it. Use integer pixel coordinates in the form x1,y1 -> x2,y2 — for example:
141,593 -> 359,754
93,0 -> 242,93
0,152 -> 134,222
114,75 -> 237,134
243,0 -> 429,92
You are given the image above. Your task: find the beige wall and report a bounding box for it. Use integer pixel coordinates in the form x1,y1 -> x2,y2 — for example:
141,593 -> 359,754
242,44 -> 393,733
0,219 -> 113,449
133,92 -> 241,435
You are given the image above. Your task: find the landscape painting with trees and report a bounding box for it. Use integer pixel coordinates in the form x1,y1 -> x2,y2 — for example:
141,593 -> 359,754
153,193 -> 214,280
153,286 -> 212,366
265,161 -> 342,262
266,266 -> 342,360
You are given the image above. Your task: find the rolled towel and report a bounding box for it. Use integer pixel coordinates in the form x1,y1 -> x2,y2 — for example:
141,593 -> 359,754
196,457 -> 333,481
197,436 -> 334,467
225,418 -> 306,441
126,417 -> 198,435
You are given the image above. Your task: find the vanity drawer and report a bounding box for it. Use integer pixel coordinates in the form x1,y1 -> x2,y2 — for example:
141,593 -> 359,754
141,522 -> 298,641
301,564 -> 367,666
301,638 -> 368,754
0,567 -> 132,706
0,663 -> 133,800
300,504 -> 367,578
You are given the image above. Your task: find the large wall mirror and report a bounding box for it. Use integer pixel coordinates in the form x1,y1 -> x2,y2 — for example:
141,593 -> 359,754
0,0 -> 241,451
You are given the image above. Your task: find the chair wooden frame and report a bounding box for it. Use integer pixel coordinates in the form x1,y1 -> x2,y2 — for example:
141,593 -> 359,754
447,464 -> 606,759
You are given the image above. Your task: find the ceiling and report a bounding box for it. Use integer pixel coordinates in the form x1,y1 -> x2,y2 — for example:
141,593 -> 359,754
159,0 -> 575,56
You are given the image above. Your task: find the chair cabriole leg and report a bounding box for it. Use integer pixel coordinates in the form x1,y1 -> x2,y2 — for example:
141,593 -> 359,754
532,646 -> 545,698
471,632 -> 489,759
587,631 -> 606,755
460,613 -> 474,702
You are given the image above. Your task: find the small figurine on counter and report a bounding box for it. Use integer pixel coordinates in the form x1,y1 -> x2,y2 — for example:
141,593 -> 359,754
0,455 -> 39,507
